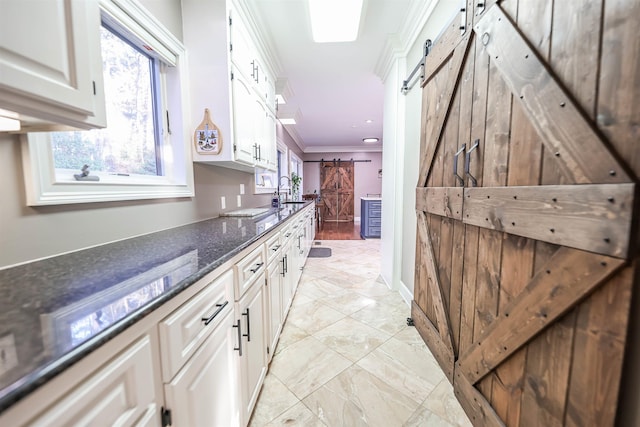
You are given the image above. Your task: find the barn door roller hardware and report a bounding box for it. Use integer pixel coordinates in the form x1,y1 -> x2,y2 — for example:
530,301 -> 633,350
305,158 -> 371,163
401,39 -> 432,94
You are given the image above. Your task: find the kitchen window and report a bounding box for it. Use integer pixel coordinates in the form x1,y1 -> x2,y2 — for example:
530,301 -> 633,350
21,0 -> 194,205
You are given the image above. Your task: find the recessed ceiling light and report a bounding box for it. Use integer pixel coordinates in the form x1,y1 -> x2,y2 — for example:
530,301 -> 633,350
309,0 -> 363,43
363,138 -> 379,143
365,119 -> 373,123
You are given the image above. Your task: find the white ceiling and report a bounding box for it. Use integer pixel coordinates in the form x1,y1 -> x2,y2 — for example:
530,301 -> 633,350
250,0 -> 428,152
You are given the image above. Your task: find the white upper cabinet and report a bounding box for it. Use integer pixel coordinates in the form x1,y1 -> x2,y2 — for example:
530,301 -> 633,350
182,0 -> 277,172
0,0 -> 106,130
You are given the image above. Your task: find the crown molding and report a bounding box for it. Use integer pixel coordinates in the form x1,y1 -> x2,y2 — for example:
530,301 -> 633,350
374,0 -> 440,81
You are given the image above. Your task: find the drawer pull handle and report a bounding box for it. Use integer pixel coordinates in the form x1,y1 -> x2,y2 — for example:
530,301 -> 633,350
201,300 -> 229,325
242,308 -> 251,342
250,262 -> 264,273
233,319 -> 242,356
271,245 -> 281,252
285,233 -> 291,237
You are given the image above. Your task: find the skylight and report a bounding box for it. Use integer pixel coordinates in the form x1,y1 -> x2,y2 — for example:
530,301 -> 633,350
309,0 -> 363,43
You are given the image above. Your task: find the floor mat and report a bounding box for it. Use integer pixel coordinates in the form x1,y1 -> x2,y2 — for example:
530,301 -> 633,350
308,247 -> 332,258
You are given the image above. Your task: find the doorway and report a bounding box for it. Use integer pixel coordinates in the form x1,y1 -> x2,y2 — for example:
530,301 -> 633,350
320,160 -> 354,222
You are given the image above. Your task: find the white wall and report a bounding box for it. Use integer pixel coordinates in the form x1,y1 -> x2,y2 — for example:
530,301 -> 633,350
380,1 -> 460,300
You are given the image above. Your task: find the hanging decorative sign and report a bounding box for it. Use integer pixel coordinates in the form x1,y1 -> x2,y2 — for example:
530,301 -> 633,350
194,108 -> 222,154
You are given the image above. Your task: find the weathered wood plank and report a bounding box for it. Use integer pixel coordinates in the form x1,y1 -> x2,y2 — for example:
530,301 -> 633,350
423,11 -> 466,85
454,362 -> 506,427
449,26 -> 475,356
520,310 -> 576,427
414,212 -> 432,324
459,29 -> 489,358
436,84 -> 462,328
598,0 -> 640,180
473,23 -> 512,398
459,247 -> 625,385
474,5 -> 632,184
417,211 -> 455,361
460,224 -> 479,356
565,267 -> 633,427
417,36 -> 472,187
490,0 -> 553,421
411,300 -> 454,381
521,2 -> 602,425
415,187 -> 463,220
462,184 -> 634,258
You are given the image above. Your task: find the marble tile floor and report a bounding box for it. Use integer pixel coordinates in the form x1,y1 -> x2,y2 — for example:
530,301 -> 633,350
249,240 -> 473,427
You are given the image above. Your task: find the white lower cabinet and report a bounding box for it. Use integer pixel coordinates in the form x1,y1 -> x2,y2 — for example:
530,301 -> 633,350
160,269 -> 238,427
164,308 -> 239,427
281,237 -> 295,314
236,272 -> 267,426
0,209 -> 314,427
266,254 -> 283,363
29,336 -> 159,427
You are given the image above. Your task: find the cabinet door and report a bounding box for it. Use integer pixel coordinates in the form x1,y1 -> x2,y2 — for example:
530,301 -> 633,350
266,257 -> 283,362
264,109 -> 278,171
231,71 -> 257,166
29,336 -> 158,427
281,239 -> 294,313
237,275 -> 267,426
0,0 -> 105,128
228,6 -> 256,84
164,309 -> 240,427
158,269 -> 234,381
253,98 -> 269,169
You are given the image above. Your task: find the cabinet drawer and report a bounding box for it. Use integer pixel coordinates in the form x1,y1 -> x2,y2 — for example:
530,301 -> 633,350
29,336 -> 158,426
265,232 -> 281,263
235,245 -> 266,298
159,269 -> 234,381
367,226 -> 381,237
367,206 -> 381,218
369,217 -> 382,227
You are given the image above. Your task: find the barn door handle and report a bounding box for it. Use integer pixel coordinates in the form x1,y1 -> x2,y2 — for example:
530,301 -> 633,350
465,139 -> 479,187
453,144 -> 466,187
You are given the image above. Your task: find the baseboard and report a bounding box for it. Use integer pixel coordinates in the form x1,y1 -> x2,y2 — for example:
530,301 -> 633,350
398,280 -> 413,306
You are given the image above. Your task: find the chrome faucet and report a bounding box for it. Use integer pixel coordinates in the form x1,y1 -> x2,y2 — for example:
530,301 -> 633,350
277,176 -> 291,203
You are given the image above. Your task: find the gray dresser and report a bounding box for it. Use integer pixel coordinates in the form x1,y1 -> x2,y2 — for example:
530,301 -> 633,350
360,197 -> 381,238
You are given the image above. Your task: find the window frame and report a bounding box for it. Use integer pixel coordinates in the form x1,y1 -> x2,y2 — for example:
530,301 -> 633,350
21,0 -> 194,206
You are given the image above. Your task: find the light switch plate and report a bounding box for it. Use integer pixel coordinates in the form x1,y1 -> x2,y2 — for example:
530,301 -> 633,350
240,184 -> 245,195
221,196 -> 226,209
237,195 -> 242,207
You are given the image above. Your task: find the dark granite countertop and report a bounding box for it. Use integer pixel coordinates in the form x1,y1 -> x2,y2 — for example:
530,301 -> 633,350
0,202 -> 312,414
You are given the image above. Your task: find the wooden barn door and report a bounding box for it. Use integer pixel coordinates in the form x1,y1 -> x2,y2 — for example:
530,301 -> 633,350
413,1 -> 638,426
320,160 -> 355,222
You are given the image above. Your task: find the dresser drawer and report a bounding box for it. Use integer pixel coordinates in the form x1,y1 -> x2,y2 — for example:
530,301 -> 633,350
234,245 -> 266,298
367,205 -> 381,218
159,269 -> 234,381
369,217 -> 382,227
